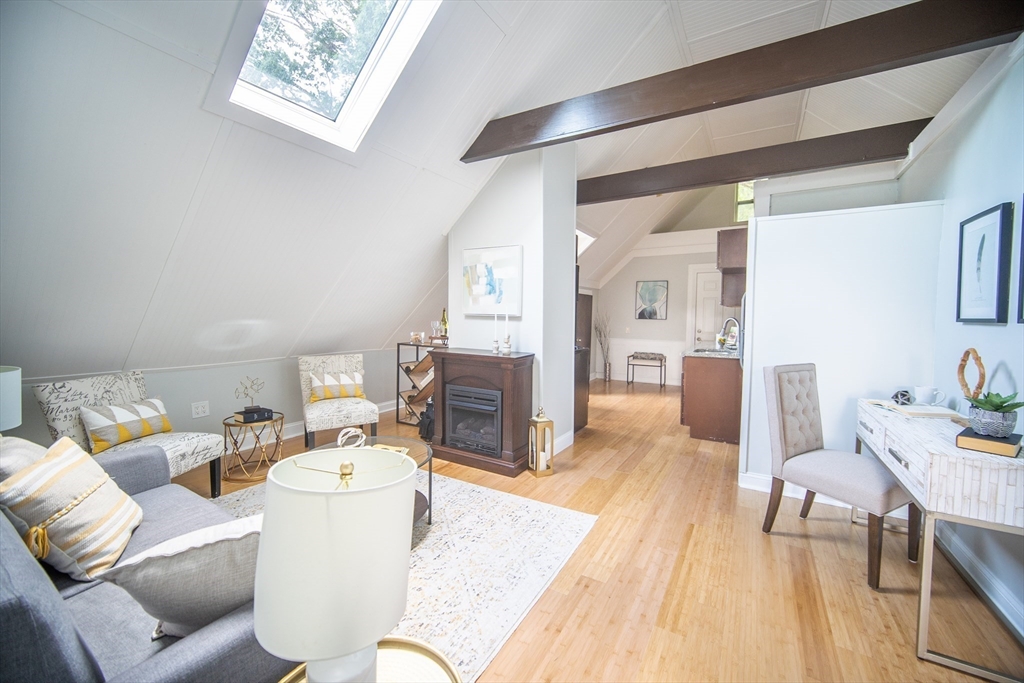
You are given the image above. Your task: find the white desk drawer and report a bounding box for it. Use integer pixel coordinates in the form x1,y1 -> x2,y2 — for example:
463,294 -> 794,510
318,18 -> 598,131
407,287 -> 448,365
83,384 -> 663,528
881,428 -> 926,499
856,407 -> 886,456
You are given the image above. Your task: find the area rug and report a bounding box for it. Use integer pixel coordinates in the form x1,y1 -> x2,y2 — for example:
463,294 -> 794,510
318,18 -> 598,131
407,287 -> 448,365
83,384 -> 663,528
214,471 -> 596,682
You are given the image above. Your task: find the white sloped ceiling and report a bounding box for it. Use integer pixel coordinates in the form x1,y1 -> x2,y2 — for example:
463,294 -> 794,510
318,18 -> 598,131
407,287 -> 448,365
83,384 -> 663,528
0,0 -> 994,378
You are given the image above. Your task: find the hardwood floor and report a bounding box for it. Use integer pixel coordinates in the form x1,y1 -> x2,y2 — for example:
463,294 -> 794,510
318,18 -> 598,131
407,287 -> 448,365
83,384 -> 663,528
174,380 -> 1024,682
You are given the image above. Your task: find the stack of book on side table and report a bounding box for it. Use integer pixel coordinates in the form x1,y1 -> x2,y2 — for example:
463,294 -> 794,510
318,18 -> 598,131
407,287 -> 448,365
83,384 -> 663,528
234,405 -> 273,423
956,429 -> 1022,458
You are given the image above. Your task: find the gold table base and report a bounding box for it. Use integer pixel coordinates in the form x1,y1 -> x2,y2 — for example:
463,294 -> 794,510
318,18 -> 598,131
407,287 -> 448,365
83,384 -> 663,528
222,412 -> 284,482
279,636 -> 461,683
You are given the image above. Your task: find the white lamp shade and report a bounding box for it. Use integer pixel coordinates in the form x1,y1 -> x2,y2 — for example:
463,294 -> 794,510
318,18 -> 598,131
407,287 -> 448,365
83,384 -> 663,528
254,447 -> 417,663
0,367 -> 22,431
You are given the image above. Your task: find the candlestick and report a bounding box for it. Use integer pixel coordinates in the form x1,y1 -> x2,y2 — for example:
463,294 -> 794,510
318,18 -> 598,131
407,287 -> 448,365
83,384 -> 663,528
501,334 -> 511,356
492,338 -> 500,354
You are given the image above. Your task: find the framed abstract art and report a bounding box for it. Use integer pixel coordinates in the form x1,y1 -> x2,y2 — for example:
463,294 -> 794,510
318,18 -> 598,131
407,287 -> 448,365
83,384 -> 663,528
956,203 -> 1013,323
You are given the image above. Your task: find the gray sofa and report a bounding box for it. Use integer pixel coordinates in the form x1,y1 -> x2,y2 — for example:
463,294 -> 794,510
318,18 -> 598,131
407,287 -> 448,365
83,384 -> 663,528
0,445 -> 293,683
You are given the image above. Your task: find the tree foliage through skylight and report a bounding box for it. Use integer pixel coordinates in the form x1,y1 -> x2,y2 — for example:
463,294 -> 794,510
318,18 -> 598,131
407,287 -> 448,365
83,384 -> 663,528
239,0 -> 397,121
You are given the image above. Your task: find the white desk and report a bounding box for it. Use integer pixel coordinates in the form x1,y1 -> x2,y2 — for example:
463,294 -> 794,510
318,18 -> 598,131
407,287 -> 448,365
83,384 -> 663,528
855,399 -> 1023,683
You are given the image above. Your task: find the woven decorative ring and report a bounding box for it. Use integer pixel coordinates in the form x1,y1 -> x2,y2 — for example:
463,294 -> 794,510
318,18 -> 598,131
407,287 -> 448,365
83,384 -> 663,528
957,348 -> 985,399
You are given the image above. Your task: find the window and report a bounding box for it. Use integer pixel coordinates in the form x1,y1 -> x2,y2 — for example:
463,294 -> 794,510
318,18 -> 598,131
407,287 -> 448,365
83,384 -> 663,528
735,181 -> 754,223
576,229 -> 595,257
238,0 -> 399,122
206,0 -> 441,157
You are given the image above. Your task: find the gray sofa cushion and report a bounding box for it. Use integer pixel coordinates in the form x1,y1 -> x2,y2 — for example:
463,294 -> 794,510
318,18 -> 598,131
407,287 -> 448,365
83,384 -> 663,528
65,581 -> 173,680
107,602 -> 294,683
94,446 -> 171,496
0,514 -> 103,683
50,485 -> 234,600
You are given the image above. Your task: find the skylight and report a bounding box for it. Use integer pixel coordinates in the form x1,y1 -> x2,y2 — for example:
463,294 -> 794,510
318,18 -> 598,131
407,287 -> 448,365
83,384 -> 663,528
576,229 -> 595,257
735,181 -> 754,223
223,0 -> 441,153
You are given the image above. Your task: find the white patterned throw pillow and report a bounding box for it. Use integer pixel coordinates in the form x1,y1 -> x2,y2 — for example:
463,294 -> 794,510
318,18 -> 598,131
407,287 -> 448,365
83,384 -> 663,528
309,371 -> 366,401
79,398 -> 173,453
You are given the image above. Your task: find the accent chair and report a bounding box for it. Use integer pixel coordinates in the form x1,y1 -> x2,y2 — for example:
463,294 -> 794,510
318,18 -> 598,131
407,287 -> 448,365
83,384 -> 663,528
32,371 -> 224,497
298,354 -> 378,448
761,363 -> 918,589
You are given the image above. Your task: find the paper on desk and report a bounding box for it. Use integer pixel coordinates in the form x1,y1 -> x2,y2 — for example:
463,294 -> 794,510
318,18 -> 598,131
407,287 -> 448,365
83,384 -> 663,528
864,399 -> 960,418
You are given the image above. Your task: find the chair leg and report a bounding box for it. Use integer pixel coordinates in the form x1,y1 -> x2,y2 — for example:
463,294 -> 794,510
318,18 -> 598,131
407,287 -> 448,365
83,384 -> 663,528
304,429 -> 310,449
908,503 -> 921,563
370,422 -> 377,437
209,459 -> 221,499
763,477 -> 785,533
867,513 -> 884,590
799,490 -> 816,519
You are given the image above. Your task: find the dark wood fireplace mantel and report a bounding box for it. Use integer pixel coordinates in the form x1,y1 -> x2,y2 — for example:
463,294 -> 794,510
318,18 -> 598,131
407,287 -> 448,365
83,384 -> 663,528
430,347 -> 534,476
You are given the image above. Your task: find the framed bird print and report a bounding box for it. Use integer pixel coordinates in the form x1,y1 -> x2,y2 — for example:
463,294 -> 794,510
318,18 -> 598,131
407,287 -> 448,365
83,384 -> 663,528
956,202 -> 1014,323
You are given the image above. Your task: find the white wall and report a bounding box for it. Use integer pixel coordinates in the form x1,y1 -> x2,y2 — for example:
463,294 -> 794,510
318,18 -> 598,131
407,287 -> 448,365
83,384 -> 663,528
898,55 -> 1024,637
739,203 -> 943,479
769,180 -> 898,216
447,146 -> 578,449
598,252 -> 717,385
540,145 -> 579,442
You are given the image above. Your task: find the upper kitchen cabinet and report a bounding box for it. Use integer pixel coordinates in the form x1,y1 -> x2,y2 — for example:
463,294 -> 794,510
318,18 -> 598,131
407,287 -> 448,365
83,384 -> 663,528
717,228 -> 747,307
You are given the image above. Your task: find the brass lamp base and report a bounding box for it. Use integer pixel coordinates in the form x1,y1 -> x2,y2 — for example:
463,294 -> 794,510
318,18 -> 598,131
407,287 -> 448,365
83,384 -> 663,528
279,636 -> 461,683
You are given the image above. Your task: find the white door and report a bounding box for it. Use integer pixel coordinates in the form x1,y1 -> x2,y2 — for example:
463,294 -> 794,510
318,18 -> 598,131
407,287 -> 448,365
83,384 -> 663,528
693,271 -> 739,348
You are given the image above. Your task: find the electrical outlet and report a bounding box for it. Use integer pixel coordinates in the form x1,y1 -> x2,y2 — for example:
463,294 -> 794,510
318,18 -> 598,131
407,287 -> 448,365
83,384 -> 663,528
191,401 -> 210,419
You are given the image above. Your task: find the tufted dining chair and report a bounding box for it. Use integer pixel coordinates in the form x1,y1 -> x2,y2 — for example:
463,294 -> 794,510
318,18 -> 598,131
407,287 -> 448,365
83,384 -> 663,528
298,354 -> 378,449
762,363 -> 917,589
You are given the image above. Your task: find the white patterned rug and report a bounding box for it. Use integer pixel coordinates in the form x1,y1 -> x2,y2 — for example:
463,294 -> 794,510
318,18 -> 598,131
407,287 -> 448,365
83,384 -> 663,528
214,471 -> 596,682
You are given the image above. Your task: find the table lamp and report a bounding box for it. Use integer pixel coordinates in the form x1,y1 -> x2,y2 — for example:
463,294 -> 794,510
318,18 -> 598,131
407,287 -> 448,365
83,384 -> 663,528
254,447 -> 416,683
0,366 -> 22,431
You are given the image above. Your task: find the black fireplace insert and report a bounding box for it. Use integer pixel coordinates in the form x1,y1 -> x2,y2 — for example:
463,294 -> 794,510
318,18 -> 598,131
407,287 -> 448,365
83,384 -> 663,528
445,385 -> 502,457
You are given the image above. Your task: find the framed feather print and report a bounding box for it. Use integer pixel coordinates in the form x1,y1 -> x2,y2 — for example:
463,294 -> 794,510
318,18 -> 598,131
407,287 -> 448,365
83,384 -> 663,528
956,202 -> 1014,323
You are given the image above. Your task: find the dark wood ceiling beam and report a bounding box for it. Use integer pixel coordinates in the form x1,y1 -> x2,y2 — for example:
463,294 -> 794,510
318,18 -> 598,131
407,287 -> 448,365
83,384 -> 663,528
462,0 -> 1022,163
576,119 -> 931,205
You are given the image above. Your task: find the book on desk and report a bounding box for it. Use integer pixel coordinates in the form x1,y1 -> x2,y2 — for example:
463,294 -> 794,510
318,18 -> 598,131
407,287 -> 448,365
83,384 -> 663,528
956,428 -> 1022,457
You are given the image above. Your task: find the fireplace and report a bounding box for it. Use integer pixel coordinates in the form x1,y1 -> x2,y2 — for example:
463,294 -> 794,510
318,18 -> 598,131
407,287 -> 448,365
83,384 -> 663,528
445,385 -> 501,457
430,348 -> 534,476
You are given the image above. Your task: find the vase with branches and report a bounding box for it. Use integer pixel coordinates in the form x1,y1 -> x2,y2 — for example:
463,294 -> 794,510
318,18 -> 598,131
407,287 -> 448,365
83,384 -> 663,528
594,312 -> 612,382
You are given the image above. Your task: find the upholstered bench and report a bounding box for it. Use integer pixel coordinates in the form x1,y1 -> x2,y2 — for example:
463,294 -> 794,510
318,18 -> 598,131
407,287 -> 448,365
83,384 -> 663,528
626,352 -> 667,387
33,371 -> 224,497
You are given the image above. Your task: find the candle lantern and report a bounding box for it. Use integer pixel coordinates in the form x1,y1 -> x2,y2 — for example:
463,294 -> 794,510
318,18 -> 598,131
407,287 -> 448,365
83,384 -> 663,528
528,407 -> 555,477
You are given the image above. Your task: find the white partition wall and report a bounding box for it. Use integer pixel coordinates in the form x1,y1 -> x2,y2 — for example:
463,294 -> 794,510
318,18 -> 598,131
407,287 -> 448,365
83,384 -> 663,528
738,201 -> 944,484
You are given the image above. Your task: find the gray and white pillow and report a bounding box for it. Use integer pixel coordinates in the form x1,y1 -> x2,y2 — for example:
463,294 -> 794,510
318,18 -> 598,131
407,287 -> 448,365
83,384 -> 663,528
96,514 -> 263,638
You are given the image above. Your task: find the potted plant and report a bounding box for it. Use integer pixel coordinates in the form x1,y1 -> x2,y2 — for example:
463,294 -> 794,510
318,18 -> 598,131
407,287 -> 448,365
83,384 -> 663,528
966,392 -> 1024,438
594,312 -> 612,382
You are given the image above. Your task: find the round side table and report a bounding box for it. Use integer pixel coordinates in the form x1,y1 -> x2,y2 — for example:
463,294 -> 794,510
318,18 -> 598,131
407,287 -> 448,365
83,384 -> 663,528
222,412 -> 284,482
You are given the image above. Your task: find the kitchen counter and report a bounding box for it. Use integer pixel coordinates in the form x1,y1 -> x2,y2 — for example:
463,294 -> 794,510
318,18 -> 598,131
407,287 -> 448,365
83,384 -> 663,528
681,353 -> 742,443
683,349 -> 739,359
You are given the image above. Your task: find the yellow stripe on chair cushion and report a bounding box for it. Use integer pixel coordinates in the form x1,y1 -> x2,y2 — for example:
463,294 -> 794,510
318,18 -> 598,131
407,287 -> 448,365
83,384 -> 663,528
309,371 -> 366,402
79,398 -> 173,454
0,437 -> 143,580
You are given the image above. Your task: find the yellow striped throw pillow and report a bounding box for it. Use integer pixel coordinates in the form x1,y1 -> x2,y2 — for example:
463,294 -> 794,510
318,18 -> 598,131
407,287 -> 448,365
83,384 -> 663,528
309,371 -> 366,401
79,398 -> 173,453
0,437 -> 143,580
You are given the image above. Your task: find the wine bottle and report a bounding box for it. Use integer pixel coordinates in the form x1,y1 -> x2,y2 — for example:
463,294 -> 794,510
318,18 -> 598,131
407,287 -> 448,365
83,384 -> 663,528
440,307 -> 448,336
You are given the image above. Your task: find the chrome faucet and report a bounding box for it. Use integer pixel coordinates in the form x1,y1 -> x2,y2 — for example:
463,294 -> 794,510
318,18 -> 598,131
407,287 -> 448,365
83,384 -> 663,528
717,317 -> 740,349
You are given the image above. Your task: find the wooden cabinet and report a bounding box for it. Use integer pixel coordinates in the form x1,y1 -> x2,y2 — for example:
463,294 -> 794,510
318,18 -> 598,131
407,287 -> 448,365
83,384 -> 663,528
574,293 -> 592,432
717,228 -> 747,307
574,348 -> 589,432
431,348 -> 534,477
681,356 -> 742,444
717,228 -> 747,271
